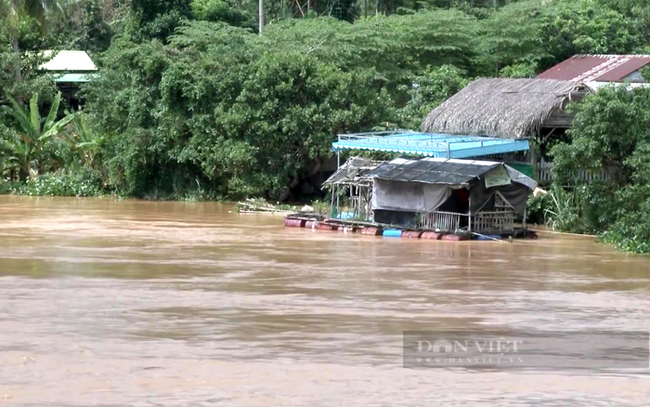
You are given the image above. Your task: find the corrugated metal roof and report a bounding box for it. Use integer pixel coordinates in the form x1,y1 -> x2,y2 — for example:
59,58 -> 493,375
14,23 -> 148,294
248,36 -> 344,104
324,157 -> 381,185
368,157 -> 537,189
537,55 -> 650,82
39,50 -> 98,72
368,158 -> 501,185
333,131 -> 530,157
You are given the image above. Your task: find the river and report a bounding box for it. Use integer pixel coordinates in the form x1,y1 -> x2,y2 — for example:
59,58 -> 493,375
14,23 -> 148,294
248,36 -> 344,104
0,196 -> 648,406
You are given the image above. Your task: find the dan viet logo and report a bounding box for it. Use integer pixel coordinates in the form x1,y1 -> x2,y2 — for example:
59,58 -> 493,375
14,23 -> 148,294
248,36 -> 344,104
404,330 -> 650,371
415,337 -> 525,365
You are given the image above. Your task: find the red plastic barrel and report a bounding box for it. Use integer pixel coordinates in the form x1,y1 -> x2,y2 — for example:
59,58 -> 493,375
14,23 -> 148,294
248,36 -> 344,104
361,227 -> 382,236
442,234 -> 469,241
421,232 -> 442,240
285,218 -> 305,228
317,223 -> 338,231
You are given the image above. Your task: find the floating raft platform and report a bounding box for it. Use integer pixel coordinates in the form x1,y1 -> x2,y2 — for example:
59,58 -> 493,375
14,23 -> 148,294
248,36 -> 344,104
284,214 -> 537,240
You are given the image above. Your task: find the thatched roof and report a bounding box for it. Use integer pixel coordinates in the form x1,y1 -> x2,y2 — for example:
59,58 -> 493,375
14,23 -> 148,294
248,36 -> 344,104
421,78 -> 579,139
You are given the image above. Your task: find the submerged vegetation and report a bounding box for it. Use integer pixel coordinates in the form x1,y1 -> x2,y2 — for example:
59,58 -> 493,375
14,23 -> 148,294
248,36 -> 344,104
1,0 -> 650,251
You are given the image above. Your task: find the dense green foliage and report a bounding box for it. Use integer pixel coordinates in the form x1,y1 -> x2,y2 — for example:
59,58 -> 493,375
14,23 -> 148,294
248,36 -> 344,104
2,0 -> 650,251
549,87 -> 650,252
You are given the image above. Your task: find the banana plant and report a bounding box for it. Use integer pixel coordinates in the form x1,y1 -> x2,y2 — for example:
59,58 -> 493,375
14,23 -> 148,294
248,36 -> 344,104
1,92 -> 74,176
68,112 -> 105,168
7,138 -> 31,177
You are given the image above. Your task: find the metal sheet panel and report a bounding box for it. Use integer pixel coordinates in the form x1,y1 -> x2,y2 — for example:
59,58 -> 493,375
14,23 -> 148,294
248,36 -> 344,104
368,158 -> 502,185
332,131 -> 530,158
537,54 -> 650,82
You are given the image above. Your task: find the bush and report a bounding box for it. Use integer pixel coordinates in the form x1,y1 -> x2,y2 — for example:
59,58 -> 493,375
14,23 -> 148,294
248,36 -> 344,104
12,169 -> 106,197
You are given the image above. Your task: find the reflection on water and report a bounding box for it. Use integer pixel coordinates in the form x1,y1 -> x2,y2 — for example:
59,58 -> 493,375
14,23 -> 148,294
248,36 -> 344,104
0,196 -> 649,406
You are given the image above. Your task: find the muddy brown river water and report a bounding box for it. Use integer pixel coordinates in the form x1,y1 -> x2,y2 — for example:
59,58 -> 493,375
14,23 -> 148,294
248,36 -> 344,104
0,196 -> 649,406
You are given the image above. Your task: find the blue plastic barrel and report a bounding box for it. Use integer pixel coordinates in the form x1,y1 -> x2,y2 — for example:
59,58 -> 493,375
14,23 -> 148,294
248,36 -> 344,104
383,229 -> 403,238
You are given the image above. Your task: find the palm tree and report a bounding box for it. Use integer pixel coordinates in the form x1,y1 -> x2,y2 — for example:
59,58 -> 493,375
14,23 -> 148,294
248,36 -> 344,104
5,0 -> 64,79
1,92 -> 75,177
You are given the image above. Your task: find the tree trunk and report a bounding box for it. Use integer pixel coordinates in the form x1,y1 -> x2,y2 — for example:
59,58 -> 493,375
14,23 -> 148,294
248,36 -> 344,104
12,36 -> 21,83
258,0 -> 264,34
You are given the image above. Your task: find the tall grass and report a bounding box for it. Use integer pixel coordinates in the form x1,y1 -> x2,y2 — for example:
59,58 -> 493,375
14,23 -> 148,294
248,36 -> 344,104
543,186 -> 588,234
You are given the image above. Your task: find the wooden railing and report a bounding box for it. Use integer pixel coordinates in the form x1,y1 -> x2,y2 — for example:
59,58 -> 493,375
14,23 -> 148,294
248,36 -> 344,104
419,210 -> 516,233
538,159 -> 612,184
420,211 -> 466,232
472,211 -> 515,234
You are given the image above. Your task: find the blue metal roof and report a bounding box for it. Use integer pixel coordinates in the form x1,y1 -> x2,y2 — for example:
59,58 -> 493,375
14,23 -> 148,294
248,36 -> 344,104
332,131 -> 529,159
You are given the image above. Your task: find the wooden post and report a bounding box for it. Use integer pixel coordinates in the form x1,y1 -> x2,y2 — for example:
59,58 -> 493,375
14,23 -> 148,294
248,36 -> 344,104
468,192 -> 472,232
335,184 -> 339,218
523,208 -> 527,230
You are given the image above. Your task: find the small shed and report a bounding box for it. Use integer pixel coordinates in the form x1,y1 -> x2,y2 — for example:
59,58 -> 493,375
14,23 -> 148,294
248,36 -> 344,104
368,157 -> 537,234
39,50 -> 98,109
323,157 -> 382,220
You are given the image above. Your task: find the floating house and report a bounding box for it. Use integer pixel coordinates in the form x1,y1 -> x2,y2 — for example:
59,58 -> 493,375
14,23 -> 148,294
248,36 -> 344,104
369,157 -> 536,234
323,156 -> 537,235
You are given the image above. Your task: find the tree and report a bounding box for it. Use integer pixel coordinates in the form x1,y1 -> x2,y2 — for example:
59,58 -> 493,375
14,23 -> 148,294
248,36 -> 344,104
48,0 -> 114,52
399,65 -> 469,129
475,0 -> 644,76
185,53 -> 396,199
191,0 -> 255,28
1,0 -> 64,102
549,86 -> 650,251
552,86 -> 650,184
82,21 -> 396,199
129,0 -> 193,42
4,0 -> 62,54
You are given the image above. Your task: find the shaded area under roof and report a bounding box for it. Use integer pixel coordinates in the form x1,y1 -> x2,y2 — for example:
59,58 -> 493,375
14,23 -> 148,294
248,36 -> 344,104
420,78 -> 577,140
333,131 -> 530,157
52,73 -> 97,83
585,81 -> 650,92
537,54 -> 650,82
